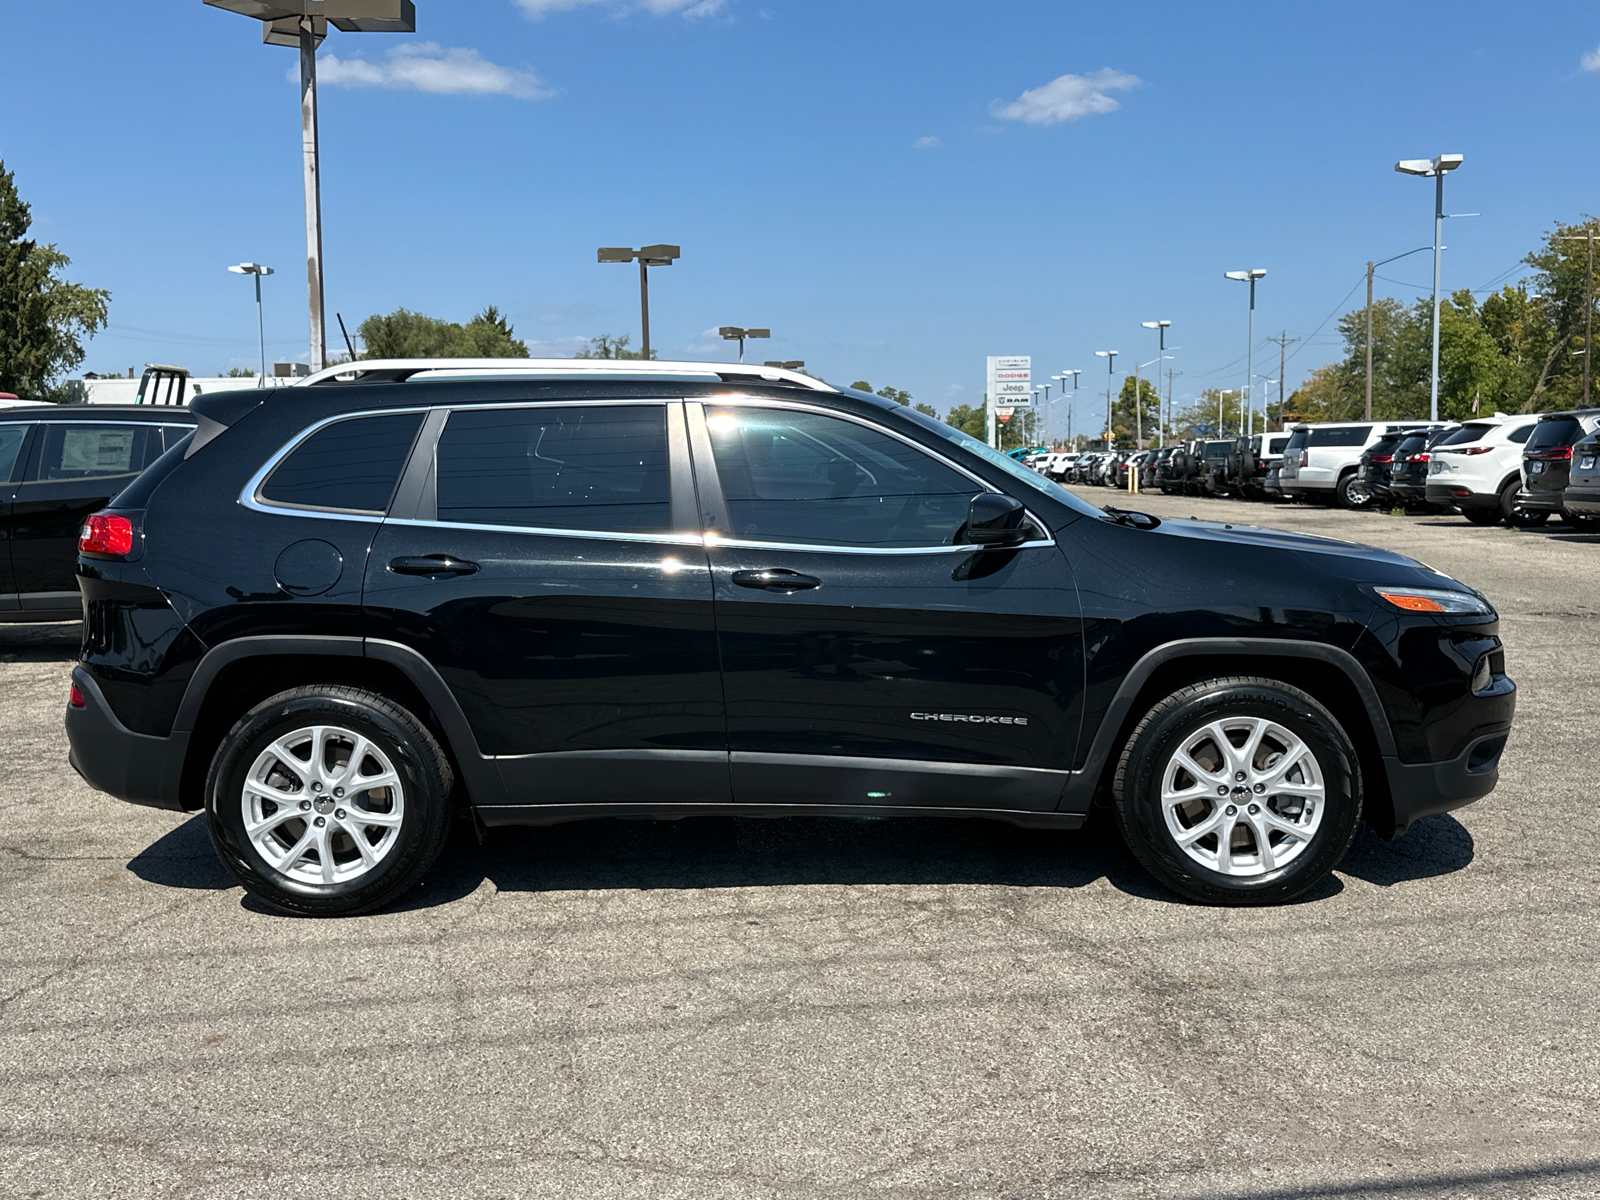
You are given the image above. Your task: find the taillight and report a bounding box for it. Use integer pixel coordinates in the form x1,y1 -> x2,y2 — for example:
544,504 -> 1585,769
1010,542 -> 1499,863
1370,455 -> 1393,464
79,513 -> 134,558
1412,453 -> 1430,463
1528,445 -> 1574,461
1454,445 -> 1494,456
1299,450 -> 1309,467
68,683 -> 86,709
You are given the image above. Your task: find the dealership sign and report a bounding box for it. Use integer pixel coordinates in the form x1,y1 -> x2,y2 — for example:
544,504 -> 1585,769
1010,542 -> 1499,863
986,355 -> 1032,406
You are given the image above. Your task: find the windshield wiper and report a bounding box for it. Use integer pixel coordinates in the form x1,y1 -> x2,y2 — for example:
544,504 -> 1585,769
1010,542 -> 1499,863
1101,505 -> 1161,530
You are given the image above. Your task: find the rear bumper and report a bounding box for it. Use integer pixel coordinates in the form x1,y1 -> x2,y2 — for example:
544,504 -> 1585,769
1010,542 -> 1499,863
1562,485 -> 1600,516
1383,729 -> 1510,838
65,667 -> 190,811
1425,483 -> 1491,509
1515,488 -> 1564,512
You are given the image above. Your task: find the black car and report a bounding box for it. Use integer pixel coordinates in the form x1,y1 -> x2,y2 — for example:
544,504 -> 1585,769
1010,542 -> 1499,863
64,362 -> 1515,915
1198,439 -> 1234,496
2,404 -> 195,622
1516,408 -> 1600,524
1387,427 -> 1456,507
1356,431 -> 1410,504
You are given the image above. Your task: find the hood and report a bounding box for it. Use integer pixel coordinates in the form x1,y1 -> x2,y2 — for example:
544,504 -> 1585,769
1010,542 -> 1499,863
1153,516 -> 1431,573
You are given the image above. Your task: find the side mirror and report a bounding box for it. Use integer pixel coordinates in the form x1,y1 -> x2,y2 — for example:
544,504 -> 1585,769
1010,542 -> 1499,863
964,493 -> 1030,547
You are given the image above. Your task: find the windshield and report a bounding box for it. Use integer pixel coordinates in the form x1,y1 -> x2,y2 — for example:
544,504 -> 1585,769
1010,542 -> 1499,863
890,404 -> 1105,519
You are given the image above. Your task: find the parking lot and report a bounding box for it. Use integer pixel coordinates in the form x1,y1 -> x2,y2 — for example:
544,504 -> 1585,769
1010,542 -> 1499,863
2,493 -> 1598,1200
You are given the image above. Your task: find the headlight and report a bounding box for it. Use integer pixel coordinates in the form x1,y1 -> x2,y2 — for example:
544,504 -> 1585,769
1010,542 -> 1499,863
1374,586 -> 1494,615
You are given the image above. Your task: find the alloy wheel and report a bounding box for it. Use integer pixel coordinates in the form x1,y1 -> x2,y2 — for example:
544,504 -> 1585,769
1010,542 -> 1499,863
1160,717 -> 1325,877
241,724 -> 406,885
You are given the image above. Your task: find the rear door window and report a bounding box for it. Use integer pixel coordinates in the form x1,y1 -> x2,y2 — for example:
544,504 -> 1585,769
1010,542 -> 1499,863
259,411 -> 424,514
704,407 -> 982,548
0,423 -> 29,482
435,404 -> 671,534
36,423 -> 162,480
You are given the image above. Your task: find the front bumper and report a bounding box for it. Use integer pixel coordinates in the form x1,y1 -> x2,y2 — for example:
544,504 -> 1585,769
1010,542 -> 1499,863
65,667 -> 190,811
1562,485 -> 1600,516
1384,730 -> 1510,837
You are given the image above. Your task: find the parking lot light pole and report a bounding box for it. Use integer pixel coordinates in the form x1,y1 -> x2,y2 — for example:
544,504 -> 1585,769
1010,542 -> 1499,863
204,2 -> 417,374
1225,270 -> 1266,437
599,245 -> 680,359
1095,351 -> 1118,448
718,326 -> 769,364
1141,320 -> 1171,442
228,263 -> 274,385
1053,370 -> 1080,448
1395,154 -> 1464,422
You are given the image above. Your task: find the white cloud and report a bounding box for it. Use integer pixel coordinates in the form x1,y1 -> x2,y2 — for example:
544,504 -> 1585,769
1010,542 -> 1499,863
1583,43 -> 1600,71
515,0 -> 726,19
913,135 -> 942,150
308,43 -> 553,100
991,68 -> 1140,127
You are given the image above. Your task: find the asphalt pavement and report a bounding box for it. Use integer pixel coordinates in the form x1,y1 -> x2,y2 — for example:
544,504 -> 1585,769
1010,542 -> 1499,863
2,490 -> 1597,1200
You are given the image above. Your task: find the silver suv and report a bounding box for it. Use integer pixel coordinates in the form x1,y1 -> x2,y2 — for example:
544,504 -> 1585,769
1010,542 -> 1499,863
1280,421 -> 1442,508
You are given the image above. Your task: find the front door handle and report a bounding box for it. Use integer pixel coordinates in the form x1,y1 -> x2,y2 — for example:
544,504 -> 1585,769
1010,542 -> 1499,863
389,555 -> 480,577
731,568 -> 821,592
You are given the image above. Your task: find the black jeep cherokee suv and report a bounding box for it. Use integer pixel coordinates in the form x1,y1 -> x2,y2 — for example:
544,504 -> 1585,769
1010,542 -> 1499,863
64,362 -> 1517,914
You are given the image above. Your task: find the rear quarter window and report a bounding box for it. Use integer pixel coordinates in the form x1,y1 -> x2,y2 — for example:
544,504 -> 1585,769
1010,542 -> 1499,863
259,411 -> 425,514
1284,429 -> 1308,452
1309,426 -> 1371,448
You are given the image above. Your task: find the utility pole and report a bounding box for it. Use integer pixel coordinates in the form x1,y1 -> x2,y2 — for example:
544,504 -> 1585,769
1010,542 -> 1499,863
1268,332 -> 1298,431
1365,261 -> 1375,421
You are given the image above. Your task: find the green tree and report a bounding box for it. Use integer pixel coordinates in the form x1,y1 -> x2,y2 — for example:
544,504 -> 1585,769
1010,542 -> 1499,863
1171,389 -> 1246,440
226,367 -> 255,378
849,380 -> 914,406
1109,375 -> 1160,448
944,402 -> 986,440
575,333 -> 655,360
0,160 -> 110,400
357,306 -> 529,359
1517,217 -> 1600,410
912,401 -> 939,418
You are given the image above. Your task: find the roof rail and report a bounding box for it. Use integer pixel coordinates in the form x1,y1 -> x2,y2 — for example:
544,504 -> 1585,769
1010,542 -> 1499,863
296,358 -> 837,393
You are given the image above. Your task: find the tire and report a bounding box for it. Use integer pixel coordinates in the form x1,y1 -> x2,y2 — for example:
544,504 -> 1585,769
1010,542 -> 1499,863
1334,470 -> 1371,510
1563,509 -> 1600,531
1463,507 -> 1501,526
205,685 -> 455,917
1111,676 -> 1363,906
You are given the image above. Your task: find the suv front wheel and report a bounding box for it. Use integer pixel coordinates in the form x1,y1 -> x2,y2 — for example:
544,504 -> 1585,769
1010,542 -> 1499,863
1334,470 -> 1371,510
205,685 -> 455,917
1113,677 -> 1362,905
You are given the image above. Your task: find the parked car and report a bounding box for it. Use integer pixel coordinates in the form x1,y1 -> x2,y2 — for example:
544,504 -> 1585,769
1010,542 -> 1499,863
1386,426 -> 1459,508
1142,446 -> 1176,491
1423,414 -> 1540,525
65,359 -> 1514,915
2,404 -> 195,623
1281,421 -> 1437,509
1262,463 -> 1284,500
1562,433 -> 1600,528
1356,430 -> 1413,506
1515,408 -> 1600,527
1227,433 -> 1290,501
1198,439 -> 1235,497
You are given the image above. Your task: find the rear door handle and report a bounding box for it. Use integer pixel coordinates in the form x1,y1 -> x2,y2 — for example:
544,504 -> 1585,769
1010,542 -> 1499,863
389,555 -> 480,577
731,568 -> 821,592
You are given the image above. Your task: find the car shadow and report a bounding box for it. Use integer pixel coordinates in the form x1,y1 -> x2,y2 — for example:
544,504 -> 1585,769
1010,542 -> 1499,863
1335,814 -> 1474,886
0,621 -> 79,663
137,809 -> 1475,914
127,813 -> 235,890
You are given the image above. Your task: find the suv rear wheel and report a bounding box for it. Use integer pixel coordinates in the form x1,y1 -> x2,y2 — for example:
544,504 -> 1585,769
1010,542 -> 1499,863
1334,470 -> 1371,510
205,685 -> 455,917
1112,677 -> 1362,905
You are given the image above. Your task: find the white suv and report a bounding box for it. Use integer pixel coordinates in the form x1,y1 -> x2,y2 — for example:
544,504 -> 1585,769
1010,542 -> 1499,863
1279,420 -> 1442,508
1423,413 -> 1540,524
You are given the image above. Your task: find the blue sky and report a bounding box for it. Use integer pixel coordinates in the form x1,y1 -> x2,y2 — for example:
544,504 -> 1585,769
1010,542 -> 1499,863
4,1 -> 1600,427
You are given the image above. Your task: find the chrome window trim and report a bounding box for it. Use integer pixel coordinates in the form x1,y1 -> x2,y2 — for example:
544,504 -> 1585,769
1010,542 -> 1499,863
690,395 -> 1057,552
238,396 -> 1057,555
241,405 -> 431,519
